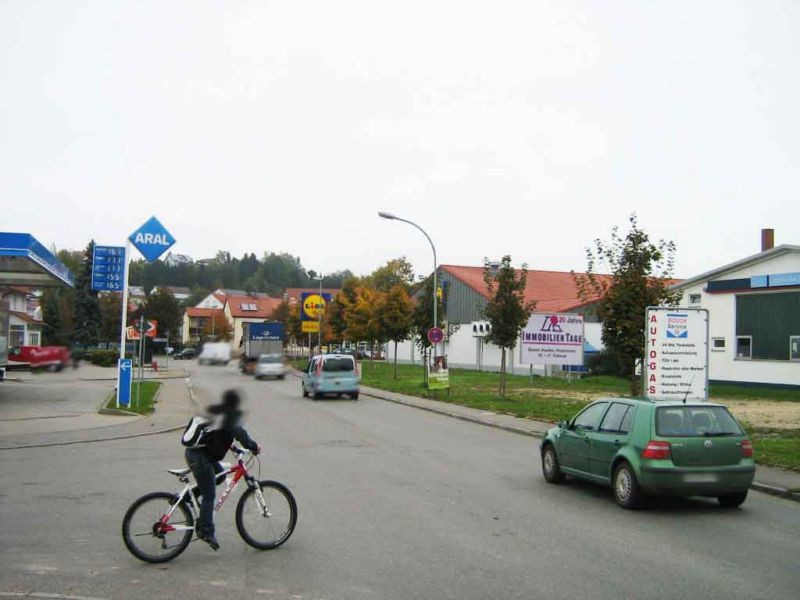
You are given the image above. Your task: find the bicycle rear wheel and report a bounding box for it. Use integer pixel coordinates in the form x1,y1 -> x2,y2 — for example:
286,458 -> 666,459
122,492 -> 194,563
235,480 -> 297,550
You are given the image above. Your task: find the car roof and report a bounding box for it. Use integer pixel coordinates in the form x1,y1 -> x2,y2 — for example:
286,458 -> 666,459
591,397 -> 726,408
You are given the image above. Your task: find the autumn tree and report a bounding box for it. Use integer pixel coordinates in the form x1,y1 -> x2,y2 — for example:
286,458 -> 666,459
379,285 -> 414,379
364,257 -> 415,292
483,256 -> 535,397
144,288 -> 182,339
575,214 -> 681,395
203,310 -> 232,341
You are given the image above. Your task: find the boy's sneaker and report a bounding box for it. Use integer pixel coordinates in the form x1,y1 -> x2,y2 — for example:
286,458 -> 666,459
197,531 -> 220,551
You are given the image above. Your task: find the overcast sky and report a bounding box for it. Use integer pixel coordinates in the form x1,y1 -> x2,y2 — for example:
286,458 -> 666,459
2,1 -> 798,279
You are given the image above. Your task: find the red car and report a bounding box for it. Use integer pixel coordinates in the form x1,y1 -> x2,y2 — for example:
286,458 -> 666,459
9,346 -> 71,370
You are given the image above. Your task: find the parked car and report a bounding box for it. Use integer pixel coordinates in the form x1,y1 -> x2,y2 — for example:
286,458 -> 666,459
302,354 -> 359,400
172,348 -> 197,360
198,342 -> 231,366
540,398 -> 755,509
254,354 -> 287,380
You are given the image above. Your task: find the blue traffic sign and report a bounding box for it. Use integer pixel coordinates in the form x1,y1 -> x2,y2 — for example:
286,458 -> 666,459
129,216 -> 176,263
117,358 -> 132,408
91,245 -> 126,291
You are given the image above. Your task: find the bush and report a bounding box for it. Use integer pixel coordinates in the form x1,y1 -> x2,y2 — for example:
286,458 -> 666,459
586,350 -> 625,377
88,349 -> 118,367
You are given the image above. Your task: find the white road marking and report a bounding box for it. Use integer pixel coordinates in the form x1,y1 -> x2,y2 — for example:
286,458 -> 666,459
0,592 -> 110,600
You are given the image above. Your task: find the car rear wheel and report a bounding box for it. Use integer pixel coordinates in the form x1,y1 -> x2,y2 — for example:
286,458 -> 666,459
613,462 -> 643,509
717,491 -> 748,508
313,392 -> 323,400
541,444 -> 564,484
302,385 -> 308,398
351,393 -> 359,400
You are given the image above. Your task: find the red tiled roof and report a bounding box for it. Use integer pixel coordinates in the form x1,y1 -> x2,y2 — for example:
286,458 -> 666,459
10,310 -> 43,325
212,293 -> 226,304
283,288 -> 341,304
186,307 -> 217,318
440,265 -> 615,313
225,295 -> 283,318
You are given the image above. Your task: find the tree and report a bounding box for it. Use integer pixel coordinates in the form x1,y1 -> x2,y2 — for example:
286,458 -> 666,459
327,277 -> 359,345
410,275 -> 444,381
203,310 -> 232,342
575,214 -> 682,395
379,285 -> 414,379
41,287 -> 73,346
365,257 -> 415,292
99,293 -> 122,343
71,241 -> 102,347
144,288 -> 182,340
483,256 -> 535,397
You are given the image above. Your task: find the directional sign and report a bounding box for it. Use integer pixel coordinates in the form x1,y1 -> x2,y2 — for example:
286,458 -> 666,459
117,358 -> 133,408
129,216 -> 176,263
126,320 -> 158,340
91,245 -> 126,292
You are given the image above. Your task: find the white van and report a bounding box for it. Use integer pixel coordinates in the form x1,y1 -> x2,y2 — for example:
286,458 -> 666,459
198,342 -> 231,366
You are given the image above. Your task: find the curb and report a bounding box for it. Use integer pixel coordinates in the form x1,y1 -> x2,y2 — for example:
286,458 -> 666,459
360,386 -> 800,504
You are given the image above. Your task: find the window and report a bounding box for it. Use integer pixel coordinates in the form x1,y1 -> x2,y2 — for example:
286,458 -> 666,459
791,336 -> 800,361
9,325 -> 25,347
239,303 -> 257,311
572,402 -> 609,431
712,338 -> 726,352
689,294 -> 701,305
322,357 -> 355,373
28,330 -> 41,347
599,403 -> 631,433
736,336 -> 752,359
656,406 -> 743,437
619,407 -> 634,434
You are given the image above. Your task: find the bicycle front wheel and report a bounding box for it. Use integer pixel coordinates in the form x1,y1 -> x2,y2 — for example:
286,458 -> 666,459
122,492 -> 194,563
235,480 -> 297,550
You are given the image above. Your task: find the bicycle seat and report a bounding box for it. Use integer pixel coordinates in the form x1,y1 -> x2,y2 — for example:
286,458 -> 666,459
168,468 -> 191,477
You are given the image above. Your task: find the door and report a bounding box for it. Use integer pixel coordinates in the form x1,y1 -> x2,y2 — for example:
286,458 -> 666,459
559,402 -> 608,475
589,403 -> 635,481
302,358 -> 316,389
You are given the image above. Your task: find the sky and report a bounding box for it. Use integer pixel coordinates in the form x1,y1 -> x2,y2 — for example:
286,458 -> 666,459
1,1 -> 798,279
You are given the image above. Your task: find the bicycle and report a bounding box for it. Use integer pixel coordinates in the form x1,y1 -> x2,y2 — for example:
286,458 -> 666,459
122,446 -> 297,563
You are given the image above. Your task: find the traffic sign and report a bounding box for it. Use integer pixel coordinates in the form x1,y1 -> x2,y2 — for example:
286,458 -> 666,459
91,245 -> 126,291
129,216 -> 175,263
117,358 -> 132,408
126,320 -> 158,340
427,327 -> 444,344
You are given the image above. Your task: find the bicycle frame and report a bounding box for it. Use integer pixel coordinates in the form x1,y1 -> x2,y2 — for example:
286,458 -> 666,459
156,450 -> 264,535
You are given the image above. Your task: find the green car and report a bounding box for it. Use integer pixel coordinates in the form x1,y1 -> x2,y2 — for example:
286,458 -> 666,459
540,398 -> 755,509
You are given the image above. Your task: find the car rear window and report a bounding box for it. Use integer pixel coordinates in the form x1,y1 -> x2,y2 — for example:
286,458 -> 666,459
656,406 -> 743,437
259,355 -> 280,363
322,358 -> 355,373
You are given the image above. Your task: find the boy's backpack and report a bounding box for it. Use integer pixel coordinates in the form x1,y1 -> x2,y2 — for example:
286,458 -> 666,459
181,415 -> 215,448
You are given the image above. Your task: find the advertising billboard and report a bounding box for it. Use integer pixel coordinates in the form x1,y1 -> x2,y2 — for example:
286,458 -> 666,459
519,313 -> 584,366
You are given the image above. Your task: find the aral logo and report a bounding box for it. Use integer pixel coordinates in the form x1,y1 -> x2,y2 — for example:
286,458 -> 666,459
129,216 -> 176,263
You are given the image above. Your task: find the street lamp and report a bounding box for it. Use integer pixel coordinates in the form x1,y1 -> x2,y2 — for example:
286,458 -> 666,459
315,273 -> 324,352
378,211 -> 438,356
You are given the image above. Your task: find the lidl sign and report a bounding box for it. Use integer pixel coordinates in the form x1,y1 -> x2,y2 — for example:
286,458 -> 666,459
129,216 -> 176,263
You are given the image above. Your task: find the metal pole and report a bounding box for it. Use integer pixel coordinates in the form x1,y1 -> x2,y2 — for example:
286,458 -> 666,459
117,242 -> 131,408
318,276 -> 323,351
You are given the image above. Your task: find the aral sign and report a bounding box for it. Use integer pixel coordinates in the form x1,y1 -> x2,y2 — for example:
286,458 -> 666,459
129,216 -> 176,263
520,313 -> 584,366
645,307 -> 709,402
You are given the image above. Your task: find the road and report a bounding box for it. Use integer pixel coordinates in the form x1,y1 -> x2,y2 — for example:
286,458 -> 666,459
0,362 -> 798,599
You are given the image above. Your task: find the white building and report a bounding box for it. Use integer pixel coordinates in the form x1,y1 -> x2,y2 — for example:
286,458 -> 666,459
672,230 -> 800,387
1,286 -> 44,347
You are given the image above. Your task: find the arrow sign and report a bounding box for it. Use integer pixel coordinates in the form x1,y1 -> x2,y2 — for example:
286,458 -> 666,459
117,358 -> 133,408
129,216 -> 176,263
126,320 -> 158,339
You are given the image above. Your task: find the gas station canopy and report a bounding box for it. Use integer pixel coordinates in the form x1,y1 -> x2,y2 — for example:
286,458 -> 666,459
0,232 -> 74,287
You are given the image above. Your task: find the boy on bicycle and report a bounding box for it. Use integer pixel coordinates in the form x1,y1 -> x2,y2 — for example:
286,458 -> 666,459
185,389 -> 260,550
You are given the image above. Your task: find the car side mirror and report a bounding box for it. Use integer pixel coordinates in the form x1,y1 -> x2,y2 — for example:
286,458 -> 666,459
558,420 -> 568,430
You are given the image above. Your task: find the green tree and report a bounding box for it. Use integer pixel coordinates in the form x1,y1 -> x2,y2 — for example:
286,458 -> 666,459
143,288 -> 182,340
379,285 -> 414,379
410,275 -> 444,381
327,277 -> 359,346
483,256 -> 535,397
71,241 -> 102,347
575,214 -> 681,395
365,257 -> 415,292
99,293 -> 122,343
41,287 -> 73,346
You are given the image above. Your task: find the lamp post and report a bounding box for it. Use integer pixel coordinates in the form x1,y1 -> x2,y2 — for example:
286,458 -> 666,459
314,274 -> 324,352
378,211 -> 438,357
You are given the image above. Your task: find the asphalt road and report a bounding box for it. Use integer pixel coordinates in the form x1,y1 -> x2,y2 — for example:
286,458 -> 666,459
0,362 -> 798,600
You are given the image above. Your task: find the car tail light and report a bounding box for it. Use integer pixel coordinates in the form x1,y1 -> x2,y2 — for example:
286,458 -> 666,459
642,441 -> 671,460
741,439 -> 753,458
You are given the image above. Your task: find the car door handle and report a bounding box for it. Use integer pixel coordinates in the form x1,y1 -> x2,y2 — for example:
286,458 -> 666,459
613,439 -> 621,446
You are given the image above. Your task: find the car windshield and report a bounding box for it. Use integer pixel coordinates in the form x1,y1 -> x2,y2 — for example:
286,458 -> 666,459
259,355 -> 280,364
656,406 -> 743,437
322,358 -> 354,372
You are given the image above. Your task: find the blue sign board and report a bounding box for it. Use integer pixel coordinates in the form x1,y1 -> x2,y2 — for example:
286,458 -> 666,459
769,272 -> 800,288
129,216 -> 176,263
91,245 -> 126,291
750,275 -> 768,289
248,322 -> 285,341
117,358 -> 133,408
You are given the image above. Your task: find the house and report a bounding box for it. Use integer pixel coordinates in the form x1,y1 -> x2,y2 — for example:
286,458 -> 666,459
181,307 -> 224,345
152,286 -> 192,302
128,286 -> 147,308
671,229 -> 800,387
224,294 -> 283,350
1,286 -> 44,347
163,252 -> 194,267
389,264 -> 612,373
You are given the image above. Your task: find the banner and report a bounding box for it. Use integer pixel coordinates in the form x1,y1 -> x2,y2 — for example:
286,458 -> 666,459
300,292 -> 332,334
519,313 -> 584,366
248,322 -> 285,341
645,307 -> 709,402
427,355 -> 450,390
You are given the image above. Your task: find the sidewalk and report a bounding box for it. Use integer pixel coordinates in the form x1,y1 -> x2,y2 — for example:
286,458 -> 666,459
0,377 -> 196,450
360,384 -> 800,503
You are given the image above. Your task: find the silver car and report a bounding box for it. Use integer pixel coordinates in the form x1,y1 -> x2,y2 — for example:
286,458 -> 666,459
254,354 -> 287,380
